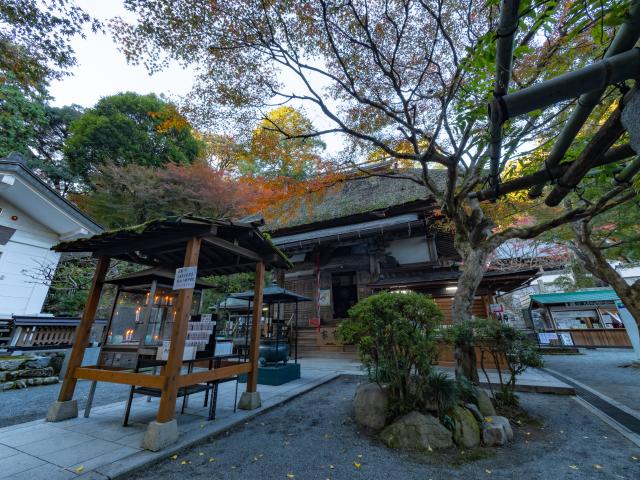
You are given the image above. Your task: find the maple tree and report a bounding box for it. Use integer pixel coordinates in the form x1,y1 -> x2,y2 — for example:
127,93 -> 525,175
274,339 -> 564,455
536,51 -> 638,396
75,161 -> 246,229
112,0 -> 638,378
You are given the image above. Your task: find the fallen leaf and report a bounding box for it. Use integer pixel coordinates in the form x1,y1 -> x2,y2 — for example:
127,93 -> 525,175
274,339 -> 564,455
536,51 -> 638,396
569,465 -> 578,470
200,424 -> 204,428
209,458 -> 216,463
180,460 -> 189,465
199,452 -> 204,456
357,454 -> 363,458
169,454 -> 178,460
594,464 -> 603,469
427,445 -> 433,452
354,462 -> 361,469
484,417 -> 493,423
329,465 -> 335,469
74,466 -> 85,473
632,456 -> 638,461
560,430 -> 565,434
486,469 -> 492,474
287,474 -> 295,478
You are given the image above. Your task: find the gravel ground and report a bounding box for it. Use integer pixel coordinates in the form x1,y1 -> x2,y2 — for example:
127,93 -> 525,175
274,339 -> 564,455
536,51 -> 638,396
544,349 -> 640,412
127,376 -> 640,480
0,379 -> 131,428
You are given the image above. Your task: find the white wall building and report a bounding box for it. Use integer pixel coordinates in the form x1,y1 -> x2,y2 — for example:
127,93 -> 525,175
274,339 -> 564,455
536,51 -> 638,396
0,153 -> 102,324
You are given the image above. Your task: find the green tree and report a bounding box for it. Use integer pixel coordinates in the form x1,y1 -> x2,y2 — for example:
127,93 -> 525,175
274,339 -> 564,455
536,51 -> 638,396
0,0 -> 97,89
27,104 -> 83,195
0,79 -> 45,156
64,92 -> 204,180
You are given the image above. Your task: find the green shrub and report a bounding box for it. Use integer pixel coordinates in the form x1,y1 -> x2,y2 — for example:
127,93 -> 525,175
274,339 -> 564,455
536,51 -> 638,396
445,319 -> 543,407
337,291 -> 444,417
424,371 -> 459,419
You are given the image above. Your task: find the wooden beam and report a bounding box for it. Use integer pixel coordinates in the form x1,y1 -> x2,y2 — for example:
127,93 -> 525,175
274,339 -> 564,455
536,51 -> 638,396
246,262 -> 265,393
202,235 -> 263,262
176,363 -> 252,388
156,237 -> 202,424
58,256 -> 110,402
94,233 -> 200,257
74,367 -> 165,388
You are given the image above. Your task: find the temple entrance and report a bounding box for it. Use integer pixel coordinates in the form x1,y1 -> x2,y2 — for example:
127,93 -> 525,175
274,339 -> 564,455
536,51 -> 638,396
331,272 -> 358,320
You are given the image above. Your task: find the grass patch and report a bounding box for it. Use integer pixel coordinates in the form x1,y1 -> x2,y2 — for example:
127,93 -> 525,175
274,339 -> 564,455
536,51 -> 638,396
497,402 -> 544,428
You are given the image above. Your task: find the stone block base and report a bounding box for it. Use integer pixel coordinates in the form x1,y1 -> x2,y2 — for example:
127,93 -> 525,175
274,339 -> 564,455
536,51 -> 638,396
46,400 -> 78,422
238,391 -> 262,410
141,420 -> 178,451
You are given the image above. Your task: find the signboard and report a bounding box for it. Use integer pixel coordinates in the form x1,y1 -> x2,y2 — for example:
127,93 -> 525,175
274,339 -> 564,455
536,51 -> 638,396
558,332 -> 574,346
318,289 -> 331,307
490,304 -> 504,313
173,266 -> 198,290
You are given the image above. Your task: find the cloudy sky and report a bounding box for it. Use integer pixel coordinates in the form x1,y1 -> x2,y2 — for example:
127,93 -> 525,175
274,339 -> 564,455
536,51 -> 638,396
48,1 -> 194,108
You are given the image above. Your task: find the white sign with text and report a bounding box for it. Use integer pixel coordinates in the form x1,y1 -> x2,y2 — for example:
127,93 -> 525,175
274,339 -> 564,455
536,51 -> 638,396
173,266 -> 198,290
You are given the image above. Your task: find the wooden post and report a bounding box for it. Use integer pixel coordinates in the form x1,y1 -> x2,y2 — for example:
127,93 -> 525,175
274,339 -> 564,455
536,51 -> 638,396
156,237 -> 202,423
246,261 -> 265,393
58,256 -> 110,402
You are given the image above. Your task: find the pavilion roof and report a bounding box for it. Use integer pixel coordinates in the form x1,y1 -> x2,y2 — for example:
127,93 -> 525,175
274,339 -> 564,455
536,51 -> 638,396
53,216 -> 291,275
231,285 -> 313,304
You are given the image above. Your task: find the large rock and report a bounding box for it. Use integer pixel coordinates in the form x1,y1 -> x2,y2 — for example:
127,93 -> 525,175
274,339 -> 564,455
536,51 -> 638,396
451,406 -> 481,448
465,402 -> 484,423
25,356 -> 51,369
5,367 -> 54,381
476,389 -> 496,417
481,416 -> 513,446
0,359 -> 27,371
353,383 -> 389,430
380,411 -> 453,451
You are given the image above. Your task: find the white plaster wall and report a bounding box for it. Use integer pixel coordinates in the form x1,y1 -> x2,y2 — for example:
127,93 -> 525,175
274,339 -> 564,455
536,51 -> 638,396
0,198 -> 60,317
388,236 -> 432,265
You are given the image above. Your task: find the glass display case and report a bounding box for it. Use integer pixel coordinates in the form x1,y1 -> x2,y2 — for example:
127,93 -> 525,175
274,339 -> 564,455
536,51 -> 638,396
99,269 -> 205,368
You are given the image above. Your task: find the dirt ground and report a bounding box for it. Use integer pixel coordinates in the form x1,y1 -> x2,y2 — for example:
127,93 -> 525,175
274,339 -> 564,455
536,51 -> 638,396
127,376 -> 640,480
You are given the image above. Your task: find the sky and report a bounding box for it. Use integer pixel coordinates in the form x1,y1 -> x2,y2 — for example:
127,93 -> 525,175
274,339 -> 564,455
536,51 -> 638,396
48,1 -> 194,108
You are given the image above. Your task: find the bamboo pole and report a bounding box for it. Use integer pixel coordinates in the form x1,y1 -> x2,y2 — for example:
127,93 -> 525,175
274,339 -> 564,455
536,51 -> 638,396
58,256 -> 110,401
489,0 -> 521,189
528,0 -> 640,198
246,261 -> 265,393
471,144 -> 634,201
489,48 -> 640,122
156,237 -> 201,424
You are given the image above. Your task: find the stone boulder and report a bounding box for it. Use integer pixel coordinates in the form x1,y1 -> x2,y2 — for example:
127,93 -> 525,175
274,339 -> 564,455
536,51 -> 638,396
451,406 -> 481,448
380,411 -> 453,451
25,356 -> 51,369
465,403 -> 484,423
353,383 -> 389,430
481,416 -> 513,446
476,389 -> 496,417
0,358 -> 27,371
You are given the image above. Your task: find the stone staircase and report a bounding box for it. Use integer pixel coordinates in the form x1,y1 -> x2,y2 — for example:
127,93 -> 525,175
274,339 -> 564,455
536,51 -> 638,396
294,327 -> 358,359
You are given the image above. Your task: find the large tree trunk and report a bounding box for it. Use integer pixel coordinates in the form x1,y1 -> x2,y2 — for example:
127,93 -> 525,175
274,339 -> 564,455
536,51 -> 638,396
572,220 -> 640,326
451,241 -> 491,382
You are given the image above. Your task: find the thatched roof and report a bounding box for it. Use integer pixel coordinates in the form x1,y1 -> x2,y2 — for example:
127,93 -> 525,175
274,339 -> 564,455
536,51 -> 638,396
264,169 -> 445,233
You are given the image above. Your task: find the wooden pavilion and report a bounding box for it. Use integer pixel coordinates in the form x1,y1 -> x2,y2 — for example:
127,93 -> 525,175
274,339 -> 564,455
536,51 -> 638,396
46,216 -> 290,451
